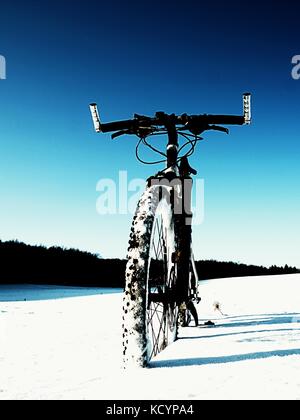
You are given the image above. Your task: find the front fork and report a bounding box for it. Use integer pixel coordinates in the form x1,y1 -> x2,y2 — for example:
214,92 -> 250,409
173,173 -> 193,304
153,115 -> 199,306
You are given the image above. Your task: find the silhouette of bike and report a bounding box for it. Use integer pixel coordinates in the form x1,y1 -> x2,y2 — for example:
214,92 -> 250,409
90,93 -> 251,367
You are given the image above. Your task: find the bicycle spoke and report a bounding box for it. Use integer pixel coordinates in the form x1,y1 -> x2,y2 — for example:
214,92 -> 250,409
146,204 -> 178,360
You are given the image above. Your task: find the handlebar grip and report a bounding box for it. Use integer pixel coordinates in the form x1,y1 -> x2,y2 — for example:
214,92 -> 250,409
89,103 -> 102,133
193,115 -> 245,125
243,93 -> 251,125
89,104 -> 136,133
100,119 -> 136,133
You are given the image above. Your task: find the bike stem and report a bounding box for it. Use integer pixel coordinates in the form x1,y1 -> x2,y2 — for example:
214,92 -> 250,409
156,113 -> 179,169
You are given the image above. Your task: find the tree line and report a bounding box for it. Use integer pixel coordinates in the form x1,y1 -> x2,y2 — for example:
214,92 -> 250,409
0,240 -> 298,287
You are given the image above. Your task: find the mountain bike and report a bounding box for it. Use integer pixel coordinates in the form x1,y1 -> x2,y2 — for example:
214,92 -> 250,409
89,94 -> 251,368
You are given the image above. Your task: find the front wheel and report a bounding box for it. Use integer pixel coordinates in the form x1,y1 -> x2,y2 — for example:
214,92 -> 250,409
123,186 -> 179,368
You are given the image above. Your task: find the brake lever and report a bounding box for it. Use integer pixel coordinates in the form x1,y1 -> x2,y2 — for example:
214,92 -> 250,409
184,122 -> 229,136
111,127 -> 154,140
111,130 -> 132,140
208,125 -> 230,134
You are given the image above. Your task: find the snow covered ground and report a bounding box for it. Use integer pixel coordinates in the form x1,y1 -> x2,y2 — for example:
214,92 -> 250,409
0,275 -> 300,400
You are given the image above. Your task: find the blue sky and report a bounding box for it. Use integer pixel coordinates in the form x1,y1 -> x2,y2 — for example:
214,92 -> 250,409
0,0 -> 299,267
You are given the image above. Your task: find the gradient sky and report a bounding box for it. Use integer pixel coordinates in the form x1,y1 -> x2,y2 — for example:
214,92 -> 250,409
0,0 -> 299,267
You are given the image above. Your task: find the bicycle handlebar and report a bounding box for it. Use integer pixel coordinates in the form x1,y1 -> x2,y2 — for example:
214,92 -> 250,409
89,93 -> 251,136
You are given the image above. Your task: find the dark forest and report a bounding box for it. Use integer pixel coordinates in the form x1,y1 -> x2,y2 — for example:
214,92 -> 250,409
0,240 -> 298,288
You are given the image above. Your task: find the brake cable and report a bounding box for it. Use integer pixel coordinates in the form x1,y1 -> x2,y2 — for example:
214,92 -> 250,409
135,131 -> 202,167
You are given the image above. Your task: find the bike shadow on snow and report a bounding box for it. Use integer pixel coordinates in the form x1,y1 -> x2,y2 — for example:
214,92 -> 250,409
150,348 -> 300,368
197,313 -> 300,330
150,313 -> 300,368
